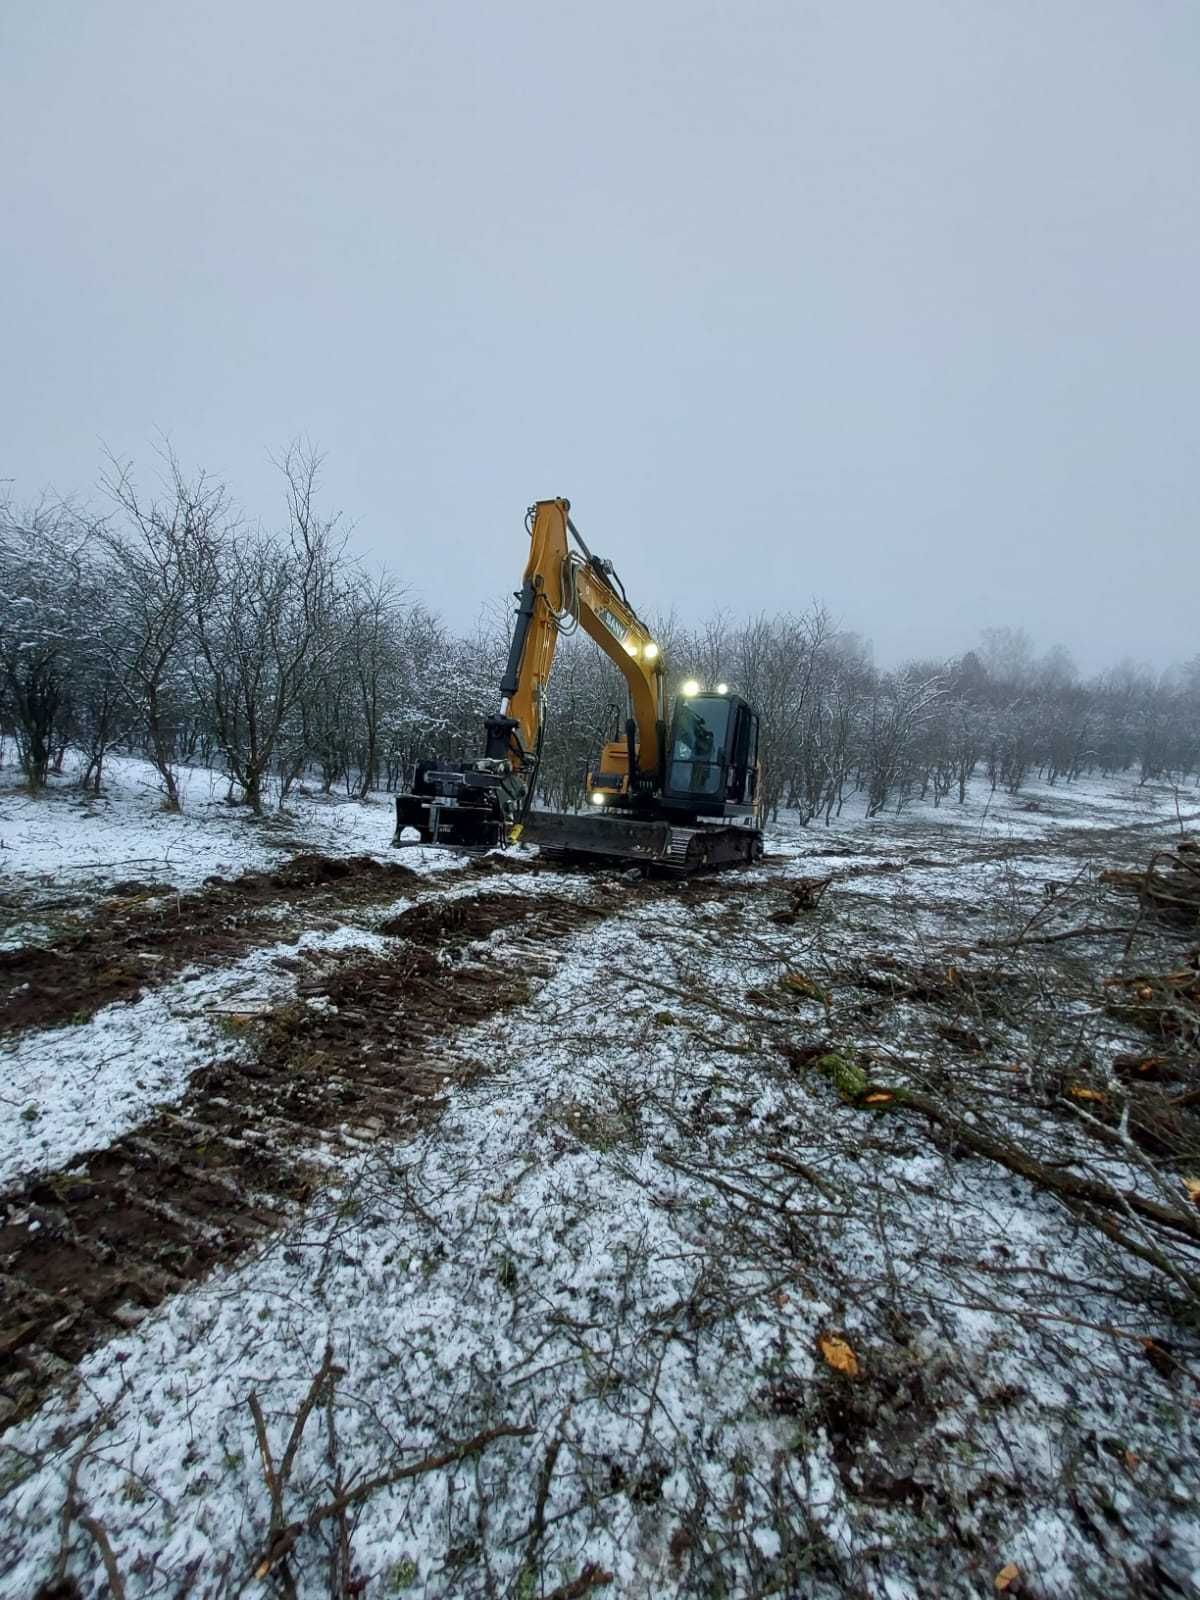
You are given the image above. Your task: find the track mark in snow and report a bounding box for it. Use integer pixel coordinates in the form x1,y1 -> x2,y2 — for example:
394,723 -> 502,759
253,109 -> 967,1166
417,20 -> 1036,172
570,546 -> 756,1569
0,879 -> 637,1432
0,849 -> 548,1038
0,923 -> 391,1191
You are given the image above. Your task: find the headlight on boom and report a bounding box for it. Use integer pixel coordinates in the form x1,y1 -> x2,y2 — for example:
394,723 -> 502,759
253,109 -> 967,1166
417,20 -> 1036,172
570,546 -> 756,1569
589,791 -> 607,806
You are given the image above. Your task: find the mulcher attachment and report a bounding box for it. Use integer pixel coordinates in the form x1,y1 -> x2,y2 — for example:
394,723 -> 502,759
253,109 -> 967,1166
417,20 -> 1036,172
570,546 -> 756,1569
393,759 -> 514,851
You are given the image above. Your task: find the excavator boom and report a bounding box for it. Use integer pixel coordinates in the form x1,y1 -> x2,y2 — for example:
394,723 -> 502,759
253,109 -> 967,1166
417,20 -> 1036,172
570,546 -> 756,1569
484,499 -> 664,785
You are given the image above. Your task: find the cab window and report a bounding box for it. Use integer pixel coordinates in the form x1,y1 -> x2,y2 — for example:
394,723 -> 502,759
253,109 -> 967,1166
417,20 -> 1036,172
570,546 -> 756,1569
669,698 -> 731,797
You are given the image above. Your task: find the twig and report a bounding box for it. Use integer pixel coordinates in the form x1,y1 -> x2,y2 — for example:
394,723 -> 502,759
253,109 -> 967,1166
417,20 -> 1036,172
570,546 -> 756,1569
47,1420 -> 117,1593
763,1149 -> 844,1203
522,1404 -> 570,1577
612,966 -> 770,1026
898,1088 -> 1200,1254
280,1343 -> 341,1491
324,1364 -> 351,1600
76,1514 -> 127,1600
656,1150 -> 784,1213
542,1565 -> 615,1600
307,1422 -> 533,1528
247,1344 -> 344,1587
53,858 -> 163,873
248,1392 -> 284,1535
248,1422 -> 533,1579
52,1425 -> 101,1584
976,923 -> 1140,951
925,1294 -> 1177,1346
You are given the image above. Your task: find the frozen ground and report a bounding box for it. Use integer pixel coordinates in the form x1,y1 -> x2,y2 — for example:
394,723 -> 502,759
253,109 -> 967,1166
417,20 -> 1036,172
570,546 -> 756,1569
2,755 -> 1193,908
0,762 -> 1197,1599
768,768 -> 1200,849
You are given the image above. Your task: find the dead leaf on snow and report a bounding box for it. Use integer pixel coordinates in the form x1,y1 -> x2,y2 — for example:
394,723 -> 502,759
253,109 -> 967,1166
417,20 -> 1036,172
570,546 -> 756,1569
1183,1178 -> 1200,1205
994,1562 -> 1020,1592
1140,1337 -> 1177,1379
781,972 -> 826,1001
861,1091 -> 894,1106
817,1333 -> 859,1377
1068,1085 -> 1106,1103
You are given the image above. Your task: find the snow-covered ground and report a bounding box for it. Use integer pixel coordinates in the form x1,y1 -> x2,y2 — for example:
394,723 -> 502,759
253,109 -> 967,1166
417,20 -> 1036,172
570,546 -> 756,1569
3,755 -> 1192,905
0,761 -> 1197,1598
0,923 -> 392,1189
0,754 -> 463,899
768,769 -> 1199,851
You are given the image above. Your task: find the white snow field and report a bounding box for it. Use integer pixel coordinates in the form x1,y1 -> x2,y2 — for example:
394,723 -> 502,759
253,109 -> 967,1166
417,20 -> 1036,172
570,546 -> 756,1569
0,753 -> 464,900
0,761 -> 1197,1599
2,754 -> 1193,905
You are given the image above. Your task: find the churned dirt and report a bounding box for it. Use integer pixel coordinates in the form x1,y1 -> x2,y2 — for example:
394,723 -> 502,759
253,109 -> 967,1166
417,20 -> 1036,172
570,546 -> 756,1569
0,853 -> 562,1037
0,853 -> 417,1035
0,881 -> 611,1431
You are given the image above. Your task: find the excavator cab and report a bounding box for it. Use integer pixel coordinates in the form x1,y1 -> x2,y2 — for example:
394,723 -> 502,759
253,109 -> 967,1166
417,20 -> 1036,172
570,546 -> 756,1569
583,691 -> 759,819
661,692 -> 759,817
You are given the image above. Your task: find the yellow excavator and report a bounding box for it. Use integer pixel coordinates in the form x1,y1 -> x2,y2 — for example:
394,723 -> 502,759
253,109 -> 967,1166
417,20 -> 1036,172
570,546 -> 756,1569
393,498 -> 763,873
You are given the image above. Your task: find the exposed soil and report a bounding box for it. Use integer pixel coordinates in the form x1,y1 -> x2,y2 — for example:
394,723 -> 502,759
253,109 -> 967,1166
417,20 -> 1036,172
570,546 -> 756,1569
0,883 -> 613,1432
0,845 -> 1030,1437
0,864 -> 764,1433
0,852 -> 549,1037
377,888 -> 547,943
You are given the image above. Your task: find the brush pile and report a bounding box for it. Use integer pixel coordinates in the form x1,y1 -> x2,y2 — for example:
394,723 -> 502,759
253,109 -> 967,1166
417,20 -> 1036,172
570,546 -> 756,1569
1101,838 -> 1200,929
1101,838 -> 1199,1052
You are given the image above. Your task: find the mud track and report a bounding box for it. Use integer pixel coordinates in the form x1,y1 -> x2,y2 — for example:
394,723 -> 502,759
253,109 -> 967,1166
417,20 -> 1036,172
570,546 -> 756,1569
2,870 -> 746,1432
0,851 -> 542,1037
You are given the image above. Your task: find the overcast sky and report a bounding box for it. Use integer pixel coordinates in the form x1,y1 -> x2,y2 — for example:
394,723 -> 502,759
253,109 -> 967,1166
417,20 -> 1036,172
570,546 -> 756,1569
3,2 -> 1197,672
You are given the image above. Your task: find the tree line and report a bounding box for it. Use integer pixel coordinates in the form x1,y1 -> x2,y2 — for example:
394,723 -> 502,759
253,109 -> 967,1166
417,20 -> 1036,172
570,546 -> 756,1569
2,451 -> 1198,821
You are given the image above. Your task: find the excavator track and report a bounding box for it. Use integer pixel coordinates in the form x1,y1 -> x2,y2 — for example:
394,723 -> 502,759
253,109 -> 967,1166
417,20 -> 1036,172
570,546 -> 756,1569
520,811 -> 763,875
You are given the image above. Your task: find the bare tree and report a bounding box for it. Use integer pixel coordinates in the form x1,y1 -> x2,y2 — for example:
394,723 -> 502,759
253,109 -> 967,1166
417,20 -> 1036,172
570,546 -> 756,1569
726,606 -> 837,820
184,445 -> 348,812
0,499 -> 99,789
863,667 -> 945,816
101,453 -> 230,810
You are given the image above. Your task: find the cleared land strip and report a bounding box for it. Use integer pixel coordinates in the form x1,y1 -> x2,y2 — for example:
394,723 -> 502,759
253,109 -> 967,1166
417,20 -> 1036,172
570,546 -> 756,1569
0,850 -> 540,1036
0,871 -> 744,1432
0,833 -> 1014,1039
3,824 -> 1195,1599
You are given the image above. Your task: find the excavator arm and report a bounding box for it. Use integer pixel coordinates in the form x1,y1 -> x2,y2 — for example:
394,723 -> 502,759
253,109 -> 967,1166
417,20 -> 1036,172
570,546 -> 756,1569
487,498 -> 665,788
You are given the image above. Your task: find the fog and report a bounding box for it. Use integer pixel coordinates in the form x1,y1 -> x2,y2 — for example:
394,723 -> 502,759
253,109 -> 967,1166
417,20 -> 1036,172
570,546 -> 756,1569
3,1 -> 1197,671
